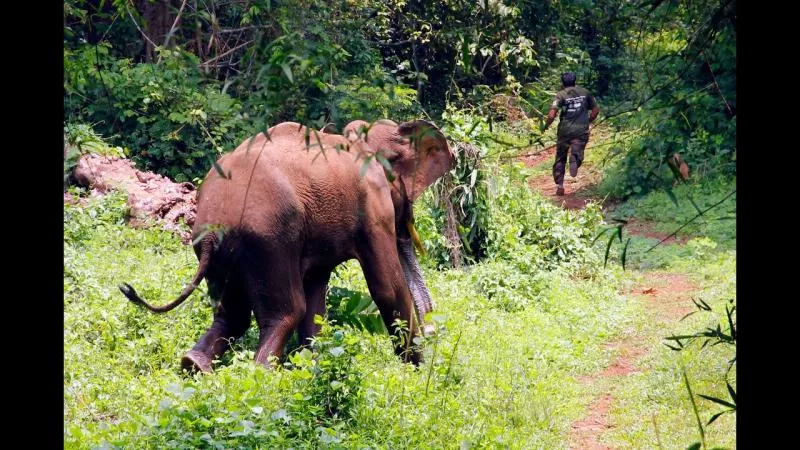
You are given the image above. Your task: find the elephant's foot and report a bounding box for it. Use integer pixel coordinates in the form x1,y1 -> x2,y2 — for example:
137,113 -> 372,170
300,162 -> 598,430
181,350 -> 213,374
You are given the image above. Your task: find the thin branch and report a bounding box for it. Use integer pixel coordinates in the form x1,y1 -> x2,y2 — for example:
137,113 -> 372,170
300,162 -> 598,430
126,1 -> 158,50
163,0 -> 188,48
99,12 -> 121,42
218,26 -> 261,34
703,52 -> 734,116
645,189 -> 736,252
370,39 -> 414,47
199,40 -> 254,67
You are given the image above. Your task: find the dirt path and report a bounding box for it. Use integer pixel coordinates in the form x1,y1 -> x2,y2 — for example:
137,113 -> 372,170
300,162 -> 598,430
519,149 -> 698,449
520,146 -> 605,211
520,146 -> 686,243
568,271 -> 697,449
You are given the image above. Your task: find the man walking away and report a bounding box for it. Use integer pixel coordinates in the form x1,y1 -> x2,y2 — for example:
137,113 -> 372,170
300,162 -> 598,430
541,72 -> 600,196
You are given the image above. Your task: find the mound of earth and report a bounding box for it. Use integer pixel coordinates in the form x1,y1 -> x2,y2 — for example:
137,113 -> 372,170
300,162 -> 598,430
68,154 -> 197,243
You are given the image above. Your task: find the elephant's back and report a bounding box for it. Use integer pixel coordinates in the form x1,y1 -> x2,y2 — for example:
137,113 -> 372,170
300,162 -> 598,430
193,144 -> 305,241
194,124 -> 380,243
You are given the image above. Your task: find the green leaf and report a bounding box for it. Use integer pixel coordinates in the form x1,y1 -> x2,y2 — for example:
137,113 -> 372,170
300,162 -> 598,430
359,155 -> 373,179
603,232 -> 615,268
665,187 -> 679,207
168,112 -> 187,123
210,159 -> 228,179
281,63 -> 294,84
466,117 -> 482,137
726,304 -> 736,341
621,237 -> 631,270
461,33 -> 472,73
726,382 -> 736,404
706,410 -> 731,426
375,153 -> 395,181
591,227 -> 612,245
697,394 -> 736,410
682,368 -> 706,448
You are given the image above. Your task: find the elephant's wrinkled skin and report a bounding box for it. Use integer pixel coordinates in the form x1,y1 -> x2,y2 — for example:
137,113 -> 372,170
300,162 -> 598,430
120,119 -> 455,372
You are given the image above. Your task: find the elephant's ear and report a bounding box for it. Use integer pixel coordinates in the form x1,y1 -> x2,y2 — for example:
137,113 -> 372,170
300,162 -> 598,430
391,120 -> 456,202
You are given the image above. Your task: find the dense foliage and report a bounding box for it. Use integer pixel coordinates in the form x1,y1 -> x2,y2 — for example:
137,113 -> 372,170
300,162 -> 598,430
64,0 -> 735,447
65,0 -> 735,190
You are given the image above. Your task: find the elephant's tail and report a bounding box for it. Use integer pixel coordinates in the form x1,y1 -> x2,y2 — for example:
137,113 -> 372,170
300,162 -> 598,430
119,233 -> 216,313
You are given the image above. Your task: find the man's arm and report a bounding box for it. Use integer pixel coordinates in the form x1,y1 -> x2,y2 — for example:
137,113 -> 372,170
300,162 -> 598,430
589,105 -> 600,123
542,108 -> 558,131
587,93 -> 599,124
541,93 -> 562,132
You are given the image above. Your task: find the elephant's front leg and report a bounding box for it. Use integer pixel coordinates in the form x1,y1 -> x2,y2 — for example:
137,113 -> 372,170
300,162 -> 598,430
356,228 -> 422,365
299,269 -> 332,346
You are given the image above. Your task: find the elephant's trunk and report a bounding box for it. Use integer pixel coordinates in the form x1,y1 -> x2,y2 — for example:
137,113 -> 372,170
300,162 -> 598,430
398,237 -> 436,337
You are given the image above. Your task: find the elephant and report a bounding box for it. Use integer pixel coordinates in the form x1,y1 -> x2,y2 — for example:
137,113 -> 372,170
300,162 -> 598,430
120,119 -> 456,373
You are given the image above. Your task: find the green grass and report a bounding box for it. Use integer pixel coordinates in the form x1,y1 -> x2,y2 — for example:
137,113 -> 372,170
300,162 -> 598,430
64,142 -> 736,448
610,176 -> 736,248
589,164 -> 736,449
65,185 -> 634,449
601,249 -> 736,449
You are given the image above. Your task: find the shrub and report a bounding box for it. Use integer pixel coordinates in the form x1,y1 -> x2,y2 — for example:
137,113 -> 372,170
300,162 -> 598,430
64,44 -> 253,182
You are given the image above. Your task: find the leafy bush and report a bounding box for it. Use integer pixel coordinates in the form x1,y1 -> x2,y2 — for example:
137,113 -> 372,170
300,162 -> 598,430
64,122 -> 126,189
326,287 -> 386,334
64,44 -> 253,182
417,108 -> 493,267
416,142 -> 603,273
330,75 -> 419,125
298,321 -> 366,420
485,163 -> 602,269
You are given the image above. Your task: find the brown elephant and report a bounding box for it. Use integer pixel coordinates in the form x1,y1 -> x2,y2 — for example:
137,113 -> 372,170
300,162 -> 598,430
120,119 -> 455,373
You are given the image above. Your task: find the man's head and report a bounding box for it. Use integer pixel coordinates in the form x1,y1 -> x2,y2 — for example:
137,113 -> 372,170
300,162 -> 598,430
561,72 -> 576,87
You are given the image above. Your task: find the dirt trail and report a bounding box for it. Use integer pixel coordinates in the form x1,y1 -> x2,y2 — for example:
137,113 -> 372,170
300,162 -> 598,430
568,271 -> 697,449
520,146 -> 604,211
520,146 -> 683,242
519,149 -> 698,449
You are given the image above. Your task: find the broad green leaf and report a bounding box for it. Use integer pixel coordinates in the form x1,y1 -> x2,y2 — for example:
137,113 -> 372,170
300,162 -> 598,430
281,63 -> 294,83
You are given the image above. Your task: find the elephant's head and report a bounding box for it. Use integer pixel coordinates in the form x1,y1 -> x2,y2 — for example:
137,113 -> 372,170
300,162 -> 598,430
344,119 -> 455,336
344,119 -> 456,202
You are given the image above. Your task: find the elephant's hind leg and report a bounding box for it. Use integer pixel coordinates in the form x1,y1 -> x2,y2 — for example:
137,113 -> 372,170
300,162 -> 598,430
182,276 -> 252,374
250,259 -> 307,367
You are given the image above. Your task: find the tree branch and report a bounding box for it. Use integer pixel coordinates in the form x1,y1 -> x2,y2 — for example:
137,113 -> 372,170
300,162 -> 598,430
370,39 -> 414,47
703,52 -> 734,116
645,189 -> 736,252
199,40 -> 254,67
163,0 -> 188,48
126,6 -> 158,51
